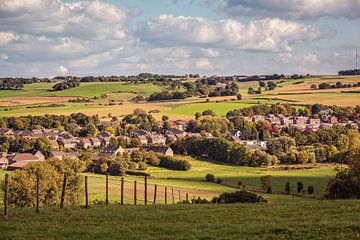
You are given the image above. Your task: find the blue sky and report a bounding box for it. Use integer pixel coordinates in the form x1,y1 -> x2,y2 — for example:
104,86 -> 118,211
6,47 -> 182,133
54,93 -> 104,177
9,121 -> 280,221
0,0 -> 359,77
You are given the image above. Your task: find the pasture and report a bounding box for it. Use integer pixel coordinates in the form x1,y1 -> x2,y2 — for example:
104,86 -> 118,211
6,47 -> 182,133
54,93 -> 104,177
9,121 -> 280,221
1,200 -> 359,240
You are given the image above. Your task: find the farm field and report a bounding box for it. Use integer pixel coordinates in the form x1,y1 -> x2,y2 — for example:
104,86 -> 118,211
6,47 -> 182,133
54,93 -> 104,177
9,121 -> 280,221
0,82 -> 163,99
1,200 -> 359,240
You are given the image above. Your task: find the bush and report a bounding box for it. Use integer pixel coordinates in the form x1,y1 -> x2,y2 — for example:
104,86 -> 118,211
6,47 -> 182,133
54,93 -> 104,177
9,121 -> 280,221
212,190 -> 267,204
108,161 -> 127,176
205,173 -> 216,182
144,152 -> 160,166
285,182 -> 291,194
128,161 -> 138,170
125,171 -> 151,177
159,155 -> 191,171
237,180 -> 243,188
216,178 -> 223,184
260,175 -> 272,191
137,162 -> 147,170
297,182 -> 304,193
267,186 -> 272,194
307,185 -> 314,195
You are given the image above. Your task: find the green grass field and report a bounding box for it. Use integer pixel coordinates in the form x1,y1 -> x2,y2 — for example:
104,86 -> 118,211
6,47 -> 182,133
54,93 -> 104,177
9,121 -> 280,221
166,99 -> 290,117
1,200 -> 359,240
0,82 -> 163,98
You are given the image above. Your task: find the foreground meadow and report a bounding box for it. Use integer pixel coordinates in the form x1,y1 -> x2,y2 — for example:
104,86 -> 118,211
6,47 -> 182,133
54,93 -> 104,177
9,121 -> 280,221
1,200 -> 359,240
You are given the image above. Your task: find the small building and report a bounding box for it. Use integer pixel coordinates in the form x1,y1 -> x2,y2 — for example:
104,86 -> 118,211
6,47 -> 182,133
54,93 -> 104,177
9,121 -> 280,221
58,138 -> 78,149
148,134 -> 166,145
90,137 -> 102,148
0,127 -> 13,136
140,146 -> 173,156
138,135 -> 148,145
50,151 -> 80,160
99,145 -> 125,159
34,151 -> 45,160
8,152 -> 44,170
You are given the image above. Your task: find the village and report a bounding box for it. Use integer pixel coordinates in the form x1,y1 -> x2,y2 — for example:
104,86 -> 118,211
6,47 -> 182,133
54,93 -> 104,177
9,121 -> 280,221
1,111 -> 359,171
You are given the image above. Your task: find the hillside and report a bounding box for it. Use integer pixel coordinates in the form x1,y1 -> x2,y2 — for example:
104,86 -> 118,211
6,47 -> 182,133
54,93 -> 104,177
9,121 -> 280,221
1,200 -> 359,240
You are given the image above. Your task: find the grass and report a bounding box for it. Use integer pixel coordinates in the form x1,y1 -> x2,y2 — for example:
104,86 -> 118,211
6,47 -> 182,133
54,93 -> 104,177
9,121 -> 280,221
1,200 -> 359,240
0,82 -> 163,99
166,99 -> 290,117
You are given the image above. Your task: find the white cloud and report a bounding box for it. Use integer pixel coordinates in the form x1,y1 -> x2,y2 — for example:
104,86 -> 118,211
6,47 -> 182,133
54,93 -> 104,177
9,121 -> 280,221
218,0 -> 360,19
139,15 -> 328,52
0,32 -> 18,45
56,65 -> 68,76
195,58 -> 213,71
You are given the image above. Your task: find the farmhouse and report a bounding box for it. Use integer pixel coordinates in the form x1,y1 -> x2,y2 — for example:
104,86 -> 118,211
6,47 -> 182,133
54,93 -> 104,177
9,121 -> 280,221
141,146 -> 173,156
7,152 -> 45,170
148,134 -> 166,145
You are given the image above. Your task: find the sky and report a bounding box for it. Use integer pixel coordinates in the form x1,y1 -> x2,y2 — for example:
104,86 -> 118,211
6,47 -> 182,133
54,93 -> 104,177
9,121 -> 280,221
0,0 -> 359,77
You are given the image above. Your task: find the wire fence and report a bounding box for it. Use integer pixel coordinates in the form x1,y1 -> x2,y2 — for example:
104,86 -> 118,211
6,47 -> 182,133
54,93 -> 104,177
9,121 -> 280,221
2,173 -> 219,219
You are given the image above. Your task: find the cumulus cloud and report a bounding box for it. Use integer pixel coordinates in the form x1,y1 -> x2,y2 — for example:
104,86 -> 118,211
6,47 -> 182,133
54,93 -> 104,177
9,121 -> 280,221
138,15 -> 328,52
217,0 -> 360,19
56,65 -> 68,76
0,32 -> 18,45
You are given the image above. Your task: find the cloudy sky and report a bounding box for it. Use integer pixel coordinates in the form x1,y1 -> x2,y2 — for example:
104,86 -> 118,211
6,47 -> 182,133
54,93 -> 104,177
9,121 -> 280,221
0,0 -> 359,77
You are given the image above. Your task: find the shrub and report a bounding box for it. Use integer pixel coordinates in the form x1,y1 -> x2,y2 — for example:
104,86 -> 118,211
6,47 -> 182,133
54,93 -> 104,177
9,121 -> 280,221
237,180 -> 243,188
216,178 -> 223,184
144,152 -> 160,166
128,161 -> 138,170
158,155 -> 191,171
307,185 -> 314,195
137,162 -> 147,170
297,182 -> 304,193
108,161 -> 127,176
285,182 -> 291,194
125,171 -> 151,177
205,173 -> 216,182
267,186 -> 272,194
260,175 -> 272,191
212,190 -> 267,204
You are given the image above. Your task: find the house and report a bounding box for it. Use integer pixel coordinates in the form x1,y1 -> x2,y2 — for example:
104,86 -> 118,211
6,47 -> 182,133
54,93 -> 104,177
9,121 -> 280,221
130,129 -> 149,138
321,115 -> 338,124
58,131 -> 73,140
308,118 -> 321,125
148,134 -> 166,145
293,116 -> 309,125
34,151 -> 45,160
0,152 -> 8,169
140,146 -> 173,156
8,152 -> 44,170
137,135 -> 148,145
31,129 -> 45,138
79,138 -> 92,149
50,151 -> 80,160
240,140 -> 267,151
90,137 -> 102,147
58,138 -> 78,149
97,130 -> 113,140
99,145 -> 125,158
0,127 -> 13,136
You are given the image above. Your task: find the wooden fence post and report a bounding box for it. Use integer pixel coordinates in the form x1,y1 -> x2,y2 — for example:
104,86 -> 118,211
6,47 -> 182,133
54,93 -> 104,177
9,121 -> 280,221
186,193 -> 189,204
4,174 -> 9,219
36,174 -> 40,213
153,185 -> 157,204
120,177 -> 124,205
171,188 -> 174,204
106,173 -> 109,206
165,187 -> 167,205
60,173 -> 67,209
85,176 -> 88,208
134,180 -> 137,205
178,190 -> 181,203
144,177 -> 147,205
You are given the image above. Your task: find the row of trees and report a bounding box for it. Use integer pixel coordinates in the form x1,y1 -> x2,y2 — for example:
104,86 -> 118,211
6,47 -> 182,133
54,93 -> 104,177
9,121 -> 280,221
172,136 -> 277,167
313,81 -> 360,90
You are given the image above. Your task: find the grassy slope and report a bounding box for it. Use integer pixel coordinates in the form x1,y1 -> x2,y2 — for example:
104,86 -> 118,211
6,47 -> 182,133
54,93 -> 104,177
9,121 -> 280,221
1,200 -> 359,240
0,82 -> 163,99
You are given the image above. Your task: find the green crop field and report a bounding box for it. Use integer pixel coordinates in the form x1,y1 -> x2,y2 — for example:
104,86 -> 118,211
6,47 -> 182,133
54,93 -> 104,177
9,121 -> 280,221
0,82 -> 163,99
1,200 -> 359,240
167,99 -> 292,117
